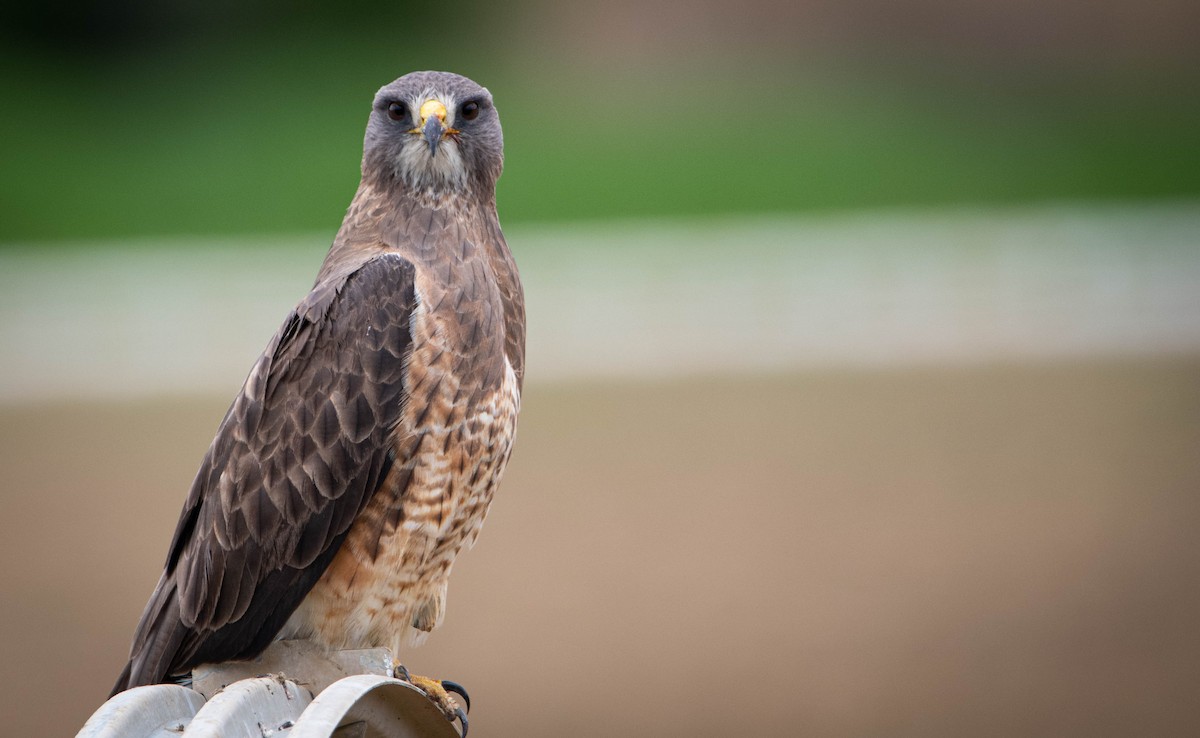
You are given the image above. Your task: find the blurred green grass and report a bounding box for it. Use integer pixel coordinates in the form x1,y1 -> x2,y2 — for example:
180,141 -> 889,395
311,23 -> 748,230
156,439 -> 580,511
2,30 -> 1199,242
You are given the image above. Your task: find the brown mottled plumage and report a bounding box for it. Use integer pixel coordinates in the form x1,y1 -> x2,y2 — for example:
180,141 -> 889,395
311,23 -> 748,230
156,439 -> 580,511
113,71 -> 524,698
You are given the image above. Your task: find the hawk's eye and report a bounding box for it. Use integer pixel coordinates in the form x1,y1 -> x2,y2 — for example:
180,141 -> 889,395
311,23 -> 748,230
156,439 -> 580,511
460,101 -> 480,121
387,102 -> 409,122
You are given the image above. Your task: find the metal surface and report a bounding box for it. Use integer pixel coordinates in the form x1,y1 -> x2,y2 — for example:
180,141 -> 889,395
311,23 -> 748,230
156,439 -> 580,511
290,675 -> 459,738
192,641 -> 395,700
76,684 -> 206,738
77,642 -> 462,738
184,676 -> 312,738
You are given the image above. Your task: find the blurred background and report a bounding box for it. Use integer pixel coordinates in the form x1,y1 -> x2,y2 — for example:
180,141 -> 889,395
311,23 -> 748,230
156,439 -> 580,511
2,0 -> 1199,735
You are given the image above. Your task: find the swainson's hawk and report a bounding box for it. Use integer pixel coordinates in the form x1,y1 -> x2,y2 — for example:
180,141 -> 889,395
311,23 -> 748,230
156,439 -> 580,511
111,71 -> 524,734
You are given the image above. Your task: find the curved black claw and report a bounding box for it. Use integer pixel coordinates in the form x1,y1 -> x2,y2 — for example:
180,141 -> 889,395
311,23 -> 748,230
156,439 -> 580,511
394,664 -> 411,682
441,680 -> 471,713
453,706 -> 469,737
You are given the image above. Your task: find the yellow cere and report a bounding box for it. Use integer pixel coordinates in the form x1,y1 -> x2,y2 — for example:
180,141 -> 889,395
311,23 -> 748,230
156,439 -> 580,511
419,99 -> 448,124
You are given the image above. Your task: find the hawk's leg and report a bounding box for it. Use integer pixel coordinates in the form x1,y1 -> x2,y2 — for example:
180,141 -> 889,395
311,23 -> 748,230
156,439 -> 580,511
395,664 -> 471,736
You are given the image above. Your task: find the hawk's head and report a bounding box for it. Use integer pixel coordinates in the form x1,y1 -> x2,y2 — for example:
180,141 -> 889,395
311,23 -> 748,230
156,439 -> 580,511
363,71 -> 503,195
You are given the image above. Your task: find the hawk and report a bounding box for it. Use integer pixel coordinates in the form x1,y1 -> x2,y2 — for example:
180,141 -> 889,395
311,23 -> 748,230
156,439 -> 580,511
112,71 -> 524,733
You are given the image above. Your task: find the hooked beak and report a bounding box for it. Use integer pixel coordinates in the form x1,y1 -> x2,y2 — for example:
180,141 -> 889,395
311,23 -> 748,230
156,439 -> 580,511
418,99 -> 449,156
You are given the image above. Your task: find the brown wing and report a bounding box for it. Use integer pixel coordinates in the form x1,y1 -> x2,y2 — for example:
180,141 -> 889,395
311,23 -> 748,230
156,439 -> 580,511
114,254 -> 417,693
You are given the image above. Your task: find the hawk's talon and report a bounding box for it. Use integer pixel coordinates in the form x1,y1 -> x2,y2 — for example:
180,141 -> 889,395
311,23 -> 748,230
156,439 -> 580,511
454,706 -> 469,737
402,670 -> 472,736
441,679 -> 471,712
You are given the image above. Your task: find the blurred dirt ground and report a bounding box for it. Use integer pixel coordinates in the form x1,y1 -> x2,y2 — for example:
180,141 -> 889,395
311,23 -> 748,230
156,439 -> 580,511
2,357 -> 1198,736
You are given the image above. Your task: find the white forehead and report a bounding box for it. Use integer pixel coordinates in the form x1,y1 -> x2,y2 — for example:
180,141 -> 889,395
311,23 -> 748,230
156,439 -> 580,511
411,86 -> 455,104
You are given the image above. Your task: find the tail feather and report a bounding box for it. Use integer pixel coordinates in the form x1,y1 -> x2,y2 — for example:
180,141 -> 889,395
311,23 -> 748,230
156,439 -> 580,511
111,661 -> 133,697
112,527 -> 356,696
111,576 -> 190,696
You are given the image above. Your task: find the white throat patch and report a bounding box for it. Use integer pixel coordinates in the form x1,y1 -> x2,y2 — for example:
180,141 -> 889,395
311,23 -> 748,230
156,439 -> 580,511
394,89 -> 468,192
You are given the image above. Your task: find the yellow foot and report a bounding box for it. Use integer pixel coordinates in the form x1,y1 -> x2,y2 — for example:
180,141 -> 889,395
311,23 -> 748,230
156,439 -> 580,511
396,665 -> 470,736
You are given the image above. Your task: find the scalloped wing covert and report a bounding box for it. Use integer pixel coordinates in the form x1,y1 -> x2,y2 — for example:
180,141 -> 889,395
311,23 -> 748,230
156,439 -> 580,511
116,255 -> 416,690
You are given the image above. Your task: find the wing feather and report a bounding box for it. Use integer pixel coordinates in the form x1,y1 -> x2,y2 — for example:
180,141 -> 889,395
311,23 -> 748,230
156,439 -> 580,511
114,254 -> 417,693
